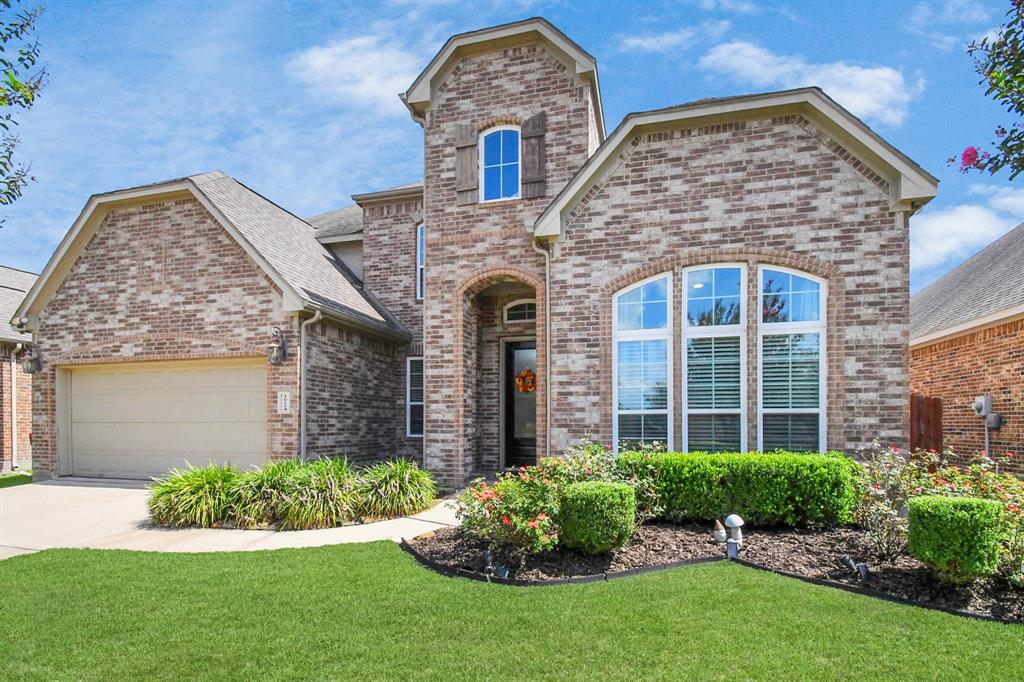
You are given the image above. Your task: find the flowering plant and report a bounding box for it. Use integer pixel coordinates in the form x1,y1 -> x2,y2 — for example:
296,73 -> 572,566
454,466 -> 559,557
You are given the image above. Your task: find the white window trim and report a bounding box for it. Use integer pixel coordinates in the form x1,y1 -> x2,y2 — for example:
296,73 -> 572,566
681,264 -> 747,452
756,265 -> 827,453
612,272 -> 674,454
478,124 -> 521,203
406,356 -> 424,438
415,223 -> 425,301
503,298 -> 536,323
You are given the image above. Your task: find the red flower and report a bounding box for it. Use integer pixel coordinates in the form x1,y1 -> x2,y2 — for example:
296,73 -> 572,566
537,512 -> 548,520
961,146 -> 982,172
502,515 -> 512,526
529,519 -> 539,529
1006,451 -> 1015,459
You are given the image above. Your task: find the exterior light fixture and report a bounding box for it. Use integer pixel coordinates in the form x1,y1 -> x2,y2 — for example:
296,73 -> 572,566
267,327 -> 287,365
724,513 -> 744,545
18,345 -> 41,374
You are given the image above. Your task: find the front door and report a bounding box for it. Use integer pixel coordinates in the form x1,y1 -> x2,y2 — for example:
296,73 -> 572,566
504,340 -> 537,468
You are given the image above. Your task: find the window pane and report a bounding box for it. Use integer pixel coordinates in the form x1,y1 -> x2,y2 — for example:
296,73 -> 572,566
687,269 -> 712,299
714,267 -> 741,297
762,333 -> 820,409
618,301 -> 642,330
762,269 -> 820,323
618,339 -> 668,411
762,292 -> 789,323
408,359 -> 424,402
483,166 -> 501,200
483,132 -> 501,165
762,269 -> 789,294
688,267 -> 741,326
791,273 -> 819,292
617,277 -> 668,330
409,405 -> 424,436
762,414 -> 819,452
644,276 -> 668,303
501,130 -> 519,162
688,414 -> 741,453
687,336 -> 741,409
687,297 -> 714,326
618,414 -> 668,448
642,299 -> 667,329
790,291 -> 819,322
715,296 -> 741,325
506,302 -> 535,321
501,162 -> 518,198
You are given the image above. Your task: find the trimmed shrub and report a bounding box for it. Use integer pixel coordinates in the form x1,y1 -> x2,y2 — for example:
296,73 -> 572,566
908,495 -> 1004,584
616,451 -> 859,526
232,459 -> 302,529
358,459 -> 437,519
559,481 -> 636,554
277,457 -> 359,530
148,463 -> 239,528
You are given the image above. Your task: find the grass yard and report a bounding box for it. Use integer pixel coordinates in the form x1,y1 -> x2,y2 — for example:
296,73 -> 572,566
0,470 -> 31,489
1,543 -> 1022,681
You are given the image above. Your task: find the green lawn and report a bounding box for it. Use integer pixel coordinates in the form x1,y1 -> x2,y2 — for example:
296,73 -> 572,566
1,543 -> 1022,681
0,470 -> 31,489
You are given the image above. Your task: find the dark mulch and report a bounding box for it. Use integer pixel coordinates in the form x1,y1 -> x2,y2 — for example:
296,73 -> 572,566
410,521 -> 720,581
411,523 -> 1024,621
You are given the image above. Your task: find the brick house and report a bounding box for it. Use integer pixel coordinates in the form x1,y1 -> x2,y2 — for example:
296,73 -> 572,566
910,222 -> 1024,468
16,18 -> 937,486
0,264 -> 35,472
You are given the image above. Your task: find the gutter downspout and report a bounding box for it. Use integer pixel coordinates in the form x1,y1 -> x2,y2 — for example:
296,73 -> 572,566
299,310 -> 322,462
531,238 -> 552,458
10,343 -> 21,470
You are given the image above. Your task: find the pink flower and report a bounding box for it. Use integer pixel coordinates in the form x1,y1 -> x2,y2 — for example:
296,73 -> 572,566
502,515 -> 511,526
961,146 -> 982,172
529,519 -> 539,529
996,126 -> 1007,138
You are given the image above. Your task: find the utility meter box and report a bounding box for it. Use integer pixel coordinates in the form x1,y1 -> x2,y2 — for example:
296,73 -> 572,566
973,395 -> 992,416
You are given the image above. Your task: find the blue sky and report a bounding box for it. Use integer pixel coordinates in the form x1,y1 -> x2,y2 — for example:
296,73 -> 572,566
0,0 -> 1018,291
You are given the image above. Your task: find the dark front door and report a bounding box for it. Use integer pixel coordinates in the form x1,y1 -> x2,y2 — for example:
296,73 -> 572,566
504,340 -> 537,468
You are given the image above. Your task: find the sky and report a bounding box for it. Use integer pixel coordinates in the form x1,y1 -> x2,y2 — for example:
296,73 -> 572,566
0,0 -> 1018,292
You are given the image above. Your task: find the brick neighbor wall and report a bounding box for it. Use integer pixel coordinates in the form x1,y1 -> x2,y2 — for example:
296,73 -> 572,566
31,196 -> 301,478
422,42 -> 598,487
0,344 -> 32,471
548,116 -> 910,455
360,196 -> 426,460
911,318 -> 1024,473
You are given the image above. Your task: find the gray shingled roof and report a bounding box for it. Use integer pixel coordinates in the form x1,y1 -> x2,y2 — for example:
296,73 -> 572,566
189,172 -> 407,337
307,205 -> 363,240
911,222 -> 1024,339
0,265 -> 36,343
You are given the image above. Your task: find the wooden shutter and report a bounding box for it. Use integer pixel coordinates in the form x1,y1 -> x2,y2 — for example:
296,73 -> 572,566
522,112 -> 547,199
454,124 -> 478,205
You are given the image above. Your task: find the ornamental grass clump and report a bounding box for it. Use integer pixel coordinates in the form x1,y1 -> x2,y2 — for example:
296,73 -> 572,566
908,495 -> 1004,585
559,481 -> 636,555
358,458 -> 437,519
147,463 -> 240,528
277,457 -> 359,530
232,458 -> 302,529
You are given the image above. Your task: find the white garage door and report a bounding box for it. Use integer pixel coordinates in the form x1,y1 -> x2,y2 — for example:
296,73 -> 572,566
70,360 -> 267,479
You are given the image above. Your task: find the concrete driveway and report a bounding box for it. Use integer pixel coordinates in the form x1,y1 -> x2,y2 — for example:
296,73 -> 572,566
0,479 -> 457,560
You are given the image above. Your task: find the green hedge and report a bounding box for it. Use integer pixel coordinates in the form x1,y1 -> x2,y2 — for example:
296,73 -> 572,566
616,451 -> 859,527
908,495 -> 1004,584
559,481 -> 636,554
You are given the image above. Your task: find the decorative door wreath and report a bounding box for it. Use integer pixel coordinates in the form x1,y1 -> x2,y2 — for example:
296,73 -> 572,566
515,367 -> 537,393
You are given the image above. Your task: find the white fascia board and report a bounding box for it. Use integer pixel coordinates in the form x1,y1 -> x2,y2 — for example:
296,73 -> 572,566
910,304 -> 1024,348
317,233 -> 363,245
534,88 -> 938,238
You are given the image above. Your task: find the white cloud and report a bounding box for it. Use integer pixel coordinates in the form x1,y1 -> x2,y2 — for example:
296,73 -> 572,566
911,184 -> 1024,288
698,41 -> 924,126
288,35 -> 422,116
619,20 -> 730,53
696,0 -> 760,14
908,0 -> 990,50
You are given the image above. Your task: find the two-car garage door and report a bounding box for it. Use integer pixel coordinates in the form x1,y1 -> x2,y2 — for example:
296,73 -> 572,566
69,360 -> 267,479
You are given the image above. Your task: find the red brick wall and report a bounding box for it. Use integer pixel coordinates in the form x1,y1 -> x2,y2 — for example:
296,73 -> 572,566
0,345 -> 32,471
547,116 -> 909,455
911,318 -> 1024,471
31,196 -> 301,478
421,42 -> 598,487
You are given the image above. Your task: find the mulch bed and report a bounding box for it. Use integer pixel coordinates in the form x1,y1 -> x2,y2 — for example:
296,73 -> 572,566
409,523 -> 1024,622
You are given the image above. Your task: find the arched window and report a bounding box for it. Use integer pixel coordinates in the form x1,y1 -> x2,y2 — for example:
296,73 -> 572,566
758,267 -> 826,452
503,299 -> 536,323
480,126 -> 520,202
682,265 -> 746,452
612,274 -> 672,451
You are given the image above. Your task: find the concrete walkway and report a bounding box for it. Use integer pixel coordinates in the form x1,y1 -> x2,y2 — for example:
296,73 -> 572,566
0,479 -> 458,560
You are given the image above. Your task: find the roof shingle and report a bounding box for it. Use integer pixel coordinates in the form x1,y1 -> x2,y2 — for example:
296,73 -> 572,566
0,265 -> 36,343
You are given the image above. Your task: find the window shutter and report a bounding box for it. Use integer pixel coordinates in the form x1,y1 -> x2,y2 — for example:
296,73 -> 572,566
521,112 -> 547,199
454,124 -> 478,205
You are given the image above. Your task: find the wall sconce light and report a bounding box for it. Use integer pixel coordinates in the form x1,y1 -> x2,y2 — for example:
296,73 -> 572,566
267,327 -> 287,365
19,345 -> 41,374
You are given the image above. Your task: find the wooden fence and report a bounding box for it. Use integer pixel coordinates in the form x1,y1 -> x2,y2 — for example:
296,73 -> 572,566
910,393 -> 943,452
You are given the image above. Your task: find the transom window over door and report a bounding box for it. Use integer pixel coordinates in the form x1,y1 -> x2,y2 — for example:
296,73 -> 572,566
480,126 -> 520,202
758,267 -> 826,452
613,274 -> 671,451
684,266 -> 745,452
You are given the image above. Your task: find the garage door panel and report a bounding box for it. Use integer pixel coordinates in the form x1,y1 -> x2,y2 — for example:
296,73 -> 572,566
70,361 -> 268,479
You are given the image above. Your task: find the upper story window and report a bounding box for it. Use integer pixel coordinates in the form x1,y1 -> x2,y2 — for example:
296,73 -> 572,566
480,126 -> 520,202
416,223 -> 425,301
504,299 -> 536,323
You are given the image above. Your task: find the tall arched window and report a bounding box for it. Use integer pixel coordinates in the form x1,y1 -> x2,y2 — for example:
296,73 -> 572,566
480,126 -> 520,202
612,274 -> 672,451
758,267 -> 826,452
682,265 -> 746,452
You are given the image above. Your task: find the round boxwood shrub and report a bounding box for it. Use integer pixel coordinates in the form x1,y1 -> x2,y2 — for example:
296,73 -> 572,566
908,495 -> 1004,585
559,481 -> 636,555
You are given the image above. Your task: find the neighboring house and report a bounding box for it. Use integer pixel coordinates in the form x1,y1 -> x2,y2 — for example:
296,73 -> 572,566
910,222 -> 1024,468
0,264 -> 36,472
16,18 -> 937,486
